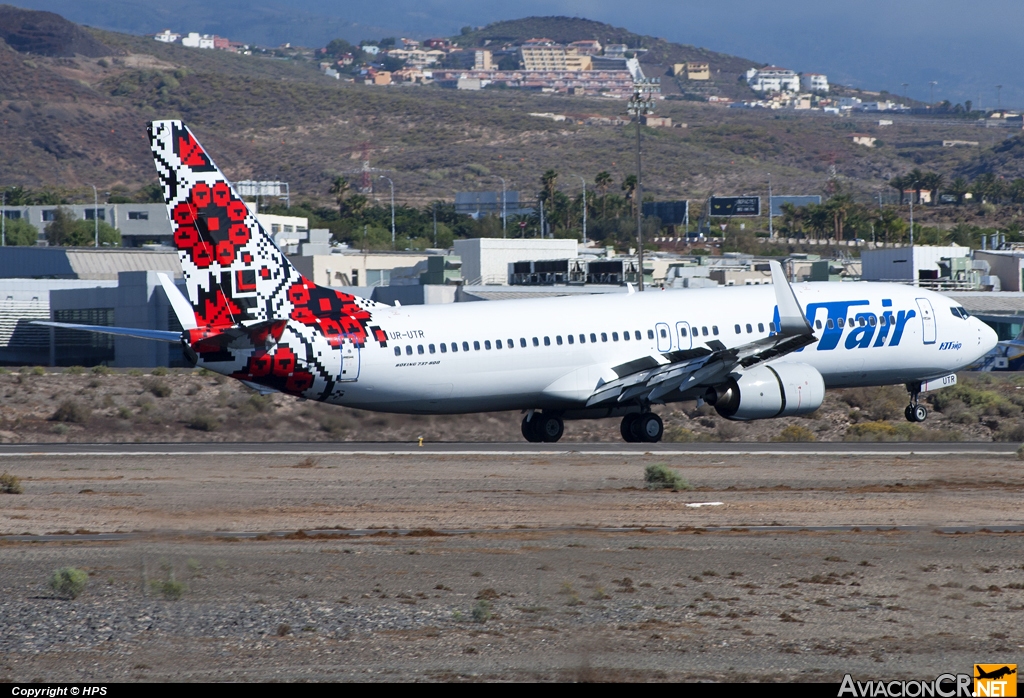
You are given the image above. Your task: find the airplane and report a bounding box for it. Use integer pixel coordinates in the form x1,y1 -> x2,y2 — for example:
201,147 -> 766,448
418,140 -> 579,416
33,120 -> 999,443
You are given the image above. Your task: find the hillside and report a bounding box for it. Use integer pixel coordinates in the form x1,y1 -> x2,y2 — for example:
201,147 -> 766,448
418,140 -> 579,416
0,3 -> 113,57
0,8 -> 1018,216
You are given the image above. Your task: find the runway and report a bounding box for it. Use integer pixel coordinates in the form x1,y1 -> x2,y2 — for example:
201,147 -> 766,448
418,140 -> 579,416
0,441 -> 1017,457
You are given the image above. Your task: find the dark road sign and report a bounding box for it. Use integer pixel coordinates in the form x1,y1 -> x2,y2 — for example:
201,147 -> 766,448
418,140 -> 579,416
710,196 -> 760,217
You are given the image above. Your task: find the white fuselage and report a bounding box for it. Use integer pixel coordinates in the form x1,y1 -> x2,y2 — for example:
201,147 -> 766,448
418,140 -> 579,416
307,282 -> 997,414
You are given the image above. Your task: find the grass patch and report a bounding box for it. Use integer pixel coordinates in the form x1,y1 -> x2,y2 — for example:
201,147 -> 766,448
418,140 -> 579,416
0,472 -> 23,494
49,567 -> 88,599
471,599 -> 492,623
186,412 -> 218,431
644,463 -> 692,491
150,577 -> 186,600
144,379 -> 172,398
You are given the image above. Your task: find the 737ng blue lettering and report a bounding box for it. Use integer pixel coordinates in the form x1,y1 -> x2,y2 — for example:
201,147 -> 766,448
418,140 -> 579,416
34,122 -> 999,443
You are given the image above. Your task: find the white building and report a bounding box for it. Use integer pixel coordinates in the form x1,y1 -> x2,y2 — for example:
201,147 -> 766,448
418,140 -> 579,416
454,238 -> 578,286
153,30 -> 180,43
180,32 -> 215,49
837,96 -> 862,110
860,246 -> 970,283
800,73 -> 829,92
746,66 -> 800,93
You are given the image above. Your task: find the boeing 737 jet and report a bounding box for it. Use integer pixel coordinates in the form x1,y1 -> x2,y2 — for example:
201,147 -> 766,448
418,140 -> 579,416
35,121 -> 999,443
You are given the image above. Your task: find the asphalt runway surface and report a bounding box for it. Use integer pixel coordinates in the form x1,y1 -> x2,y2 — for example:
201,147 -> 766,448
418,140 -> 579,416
2,444 -> 1021,681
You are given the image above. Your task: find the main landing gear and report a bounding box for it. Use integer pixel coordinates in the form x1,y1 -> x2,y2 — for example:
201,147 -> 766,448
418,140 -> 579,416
620,412 -> 664,443
904,382 -> 928,423
522,412 -> 564,443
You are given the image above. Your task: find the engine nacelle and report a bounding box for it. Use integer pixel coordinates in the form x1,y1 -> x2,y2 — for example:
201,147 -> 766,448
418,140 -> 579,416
705,362 -> 825,421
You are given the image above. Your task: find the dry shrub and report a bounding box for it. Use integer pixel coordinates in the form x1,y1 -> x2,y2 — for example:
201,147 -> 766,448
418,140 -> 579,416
51,400 -> 90,423
1,472 -> 23,494
49,567 -> 88,599
773,424 -> 817,442
644,464 -> 692,491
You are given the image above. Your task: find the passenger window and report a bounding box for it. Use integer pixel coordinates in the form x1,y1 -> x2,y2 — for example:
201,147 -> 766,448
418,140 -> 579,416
601,333 -> 608,342
544,336 -> 550,346
858,318 -> 866,327
508,338 -> 513,348
712,326 -> 719,336
406,345 -> 413,355
462,341 -> 469,352
702,327 -> 709,336
746,324 -> 752,333
659,329 -> 667,338
635,331 -> 641,340
556,336 -> 563,345
473,341 -> 480,350
623,330 -> 630,341
837,318 -> 844,328
568,335 -> 574,344
484,340 -> 491,350
869,316 -> 876,327
815,320 -> 822,330
770,322 -> 777,332
757,323 -> 764,333
679,327 -> 688,337
520,338 -> 527,347
440,344 -> 447,353
452,342 -> 459,352
533,337 -> 539,346
735,324 -> 741,334
394,347 -> 401,356
579,334 -> 585,344
612,332 -> 619,341
881,316 -> 888,326
591,333 -> 597,343
647,329 -> 654,339
496,340 -> 502,349
417,345 -> 424,354
429,344 -> 435,354
827,319 -> 834,329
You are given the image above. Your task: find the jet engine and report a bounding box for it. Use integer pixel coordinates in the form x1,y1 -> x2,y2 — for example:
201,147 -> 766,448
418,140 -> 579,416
705,362 -> 825,421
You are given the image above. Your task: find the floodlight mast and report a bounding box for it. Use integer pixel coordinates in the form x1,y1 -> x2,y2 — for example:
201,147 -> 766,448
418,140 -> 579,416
378,175 -> 395,248
572,174 -> 587,245
626,79 -> 656,291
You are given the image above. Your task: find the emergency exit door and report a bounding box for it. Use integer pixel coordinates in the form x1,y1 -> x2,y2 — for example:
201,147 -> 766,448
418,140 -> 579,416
915,298 -> 936,345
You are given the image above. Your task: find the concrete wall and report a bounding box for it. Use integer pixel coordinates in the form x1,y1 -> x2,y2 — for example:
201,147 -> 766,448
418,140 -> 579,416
975,251 -> 1024,292
454,238 -> 578,285
861,246 -> 970,282
291,252 -> 431,288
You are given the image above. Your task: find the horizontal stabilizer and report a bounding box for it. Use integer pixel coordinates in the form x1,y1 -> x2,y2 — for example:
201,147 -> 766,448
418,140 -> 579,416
158,273 -> 197,331
31,321 -> 182,343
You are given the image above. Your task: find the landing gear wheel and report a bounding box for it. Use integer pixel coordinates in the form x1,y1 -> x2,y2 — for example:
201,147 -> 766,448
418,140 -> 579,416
537,414 -> 564,443
904,382 -> 927,423
620,414 -> 641,442
904,405 -> 916,423
637,413 -> 664,443
522,415 -> 544,443
913,405 -> 928,422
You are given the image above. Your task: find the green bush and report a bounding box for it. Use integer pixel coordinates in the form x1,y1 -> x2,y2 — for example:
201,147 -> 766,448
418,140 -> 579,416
931,384 -> 1017,417
644,463 -> 692,491
186,412 -> 218,431
151,577 -> 186,600
772,424 -> 817,442
663,426 -> 703,442
145,379 -> 172,398
50,567 -> 88,599
844,421 -> 922,442
51,400 -> 91,423
31,366 -> 46,375
151,366 -> 169,376
471,599 -> 491,623
0,472 -> 23,494
91,365 -> 111,375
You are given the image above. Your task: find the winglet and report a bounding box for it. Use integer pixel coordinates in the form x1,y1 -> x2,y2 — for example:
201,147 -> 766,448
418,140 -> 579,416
158,273 -> 197,330
770,260 -> 812,336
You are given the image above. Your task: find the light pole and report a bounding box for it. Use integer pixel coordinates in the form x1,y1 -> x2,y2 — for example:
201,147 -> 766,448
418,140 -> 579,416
572,174 -> 587,245
909,189 -> 914,247
1,191 -> 5,247
492,175 -> 507,238
626,79 -> 656,291
767,172 -> 774,240
378,175 -> 395,249
90,184 -> 99,247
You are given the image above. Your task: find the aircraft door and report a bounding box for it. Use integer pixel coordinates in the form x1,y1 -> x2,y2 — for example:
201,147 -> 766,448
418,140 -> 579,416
915,298 -> 936,345
655,322 -> 672,352
338,338 -> 361,382
675,321 -> 692,351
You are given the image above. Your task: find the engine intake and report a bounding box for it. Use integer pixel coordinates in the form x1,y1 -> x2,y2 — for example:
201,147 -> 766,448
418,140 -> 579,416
705,362 -> 825,421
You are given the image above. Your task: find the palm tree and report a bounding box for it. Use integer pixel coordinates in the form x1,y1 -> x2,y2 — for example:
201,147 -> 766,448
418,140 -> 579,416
824,194 -> 854,240
888,175 -> 907,206
329,176 -> 350,217
947,177 -> 969,206
907,168 -> 925,205
621,174 -> 637,217
540,170 -> 558,205
922,172 -> 944,205
874,207 -> 904,244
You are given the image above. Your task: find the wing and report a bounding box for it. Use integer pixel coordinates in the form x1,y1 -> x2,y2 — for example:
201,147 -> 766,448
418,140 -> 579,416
586,261 -> 817,407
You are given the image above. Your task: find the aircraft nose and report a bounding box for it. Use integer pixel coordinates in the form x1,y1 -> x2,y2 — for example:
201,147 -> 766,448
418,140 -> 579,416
978,319 -> 998,353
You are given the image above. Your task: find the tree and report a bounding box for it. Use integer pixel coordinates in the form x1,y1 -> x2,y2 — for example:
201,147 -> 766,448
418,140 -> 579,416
874,207 -> 905,244
540,170 -> 558,205
329,176 -> 350,217
2,217 -> 38,245
888,175 -> 907,206
823,194 -> 855,240
44,207 -> 79,246
947,177 -> 969,205
594,171 -> 612,218
621,174 -> 637,217
907,168 -> 925,205
921,172 -> 944,205
45,208 -> 120,246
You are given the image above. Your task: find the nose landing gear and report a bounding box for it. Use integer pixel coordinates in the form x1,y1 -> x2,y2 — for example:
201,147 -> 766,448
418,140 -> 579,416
904,382 -> 928,423
521,412 -> 564,443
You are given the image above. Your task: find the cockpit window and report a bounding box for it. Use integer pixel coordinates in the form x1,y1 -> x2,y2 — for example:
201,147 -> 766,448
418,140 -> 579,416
950,306 -> 970,319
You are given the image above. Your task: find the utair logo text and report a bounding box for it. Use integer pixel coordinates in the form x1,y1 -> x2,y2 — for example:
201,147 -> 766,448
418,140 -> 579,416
772,299 -> 917,351
939,341 -> 963,351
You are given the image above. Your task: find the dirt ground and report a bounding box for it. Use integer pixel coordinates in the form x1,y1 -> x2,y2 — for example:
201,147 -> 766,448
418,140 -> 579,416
3,367 -> 1024,444
1,451 -> 1022,682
